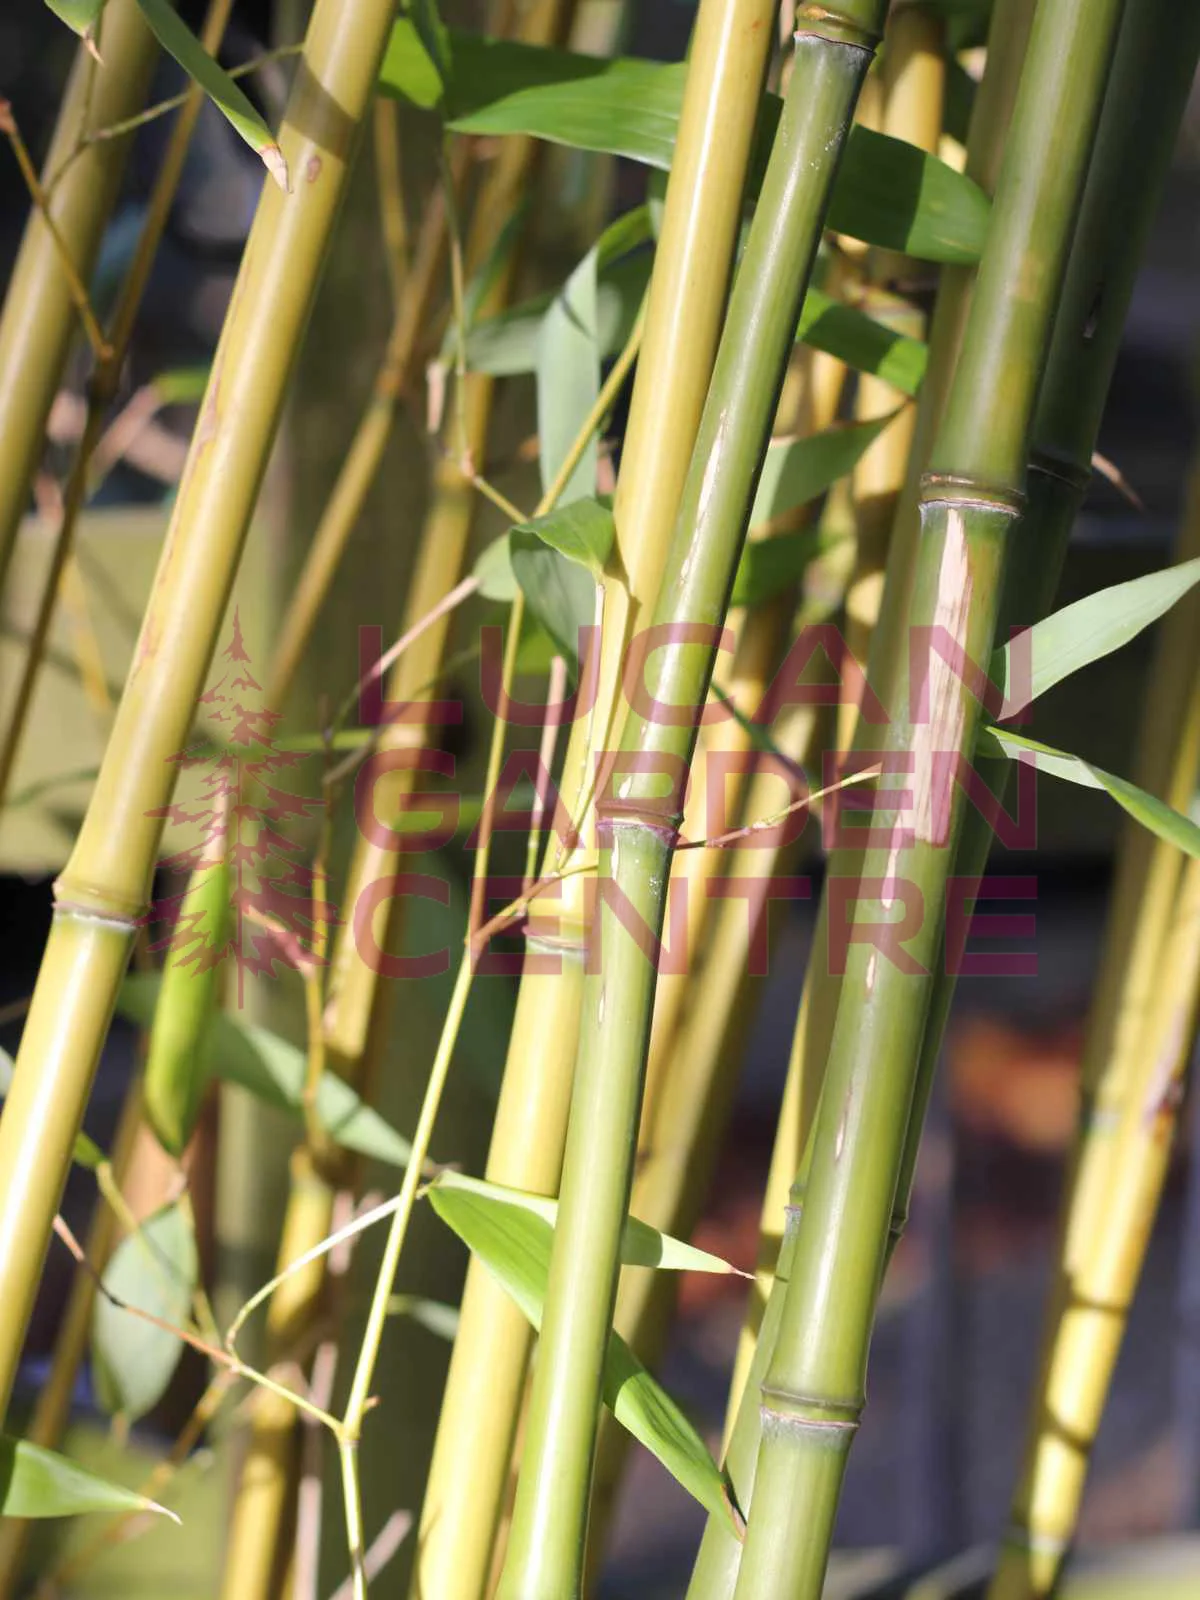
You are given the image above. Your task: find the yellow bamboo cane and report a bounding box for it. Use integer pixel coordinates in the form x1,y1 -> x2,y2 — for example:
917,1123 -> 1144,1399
217,10 -> 576,1592
410,6 -> 780,1595
0,0 -> 401,1424
0,0 -> 159,595
989,468 -> 1200,1599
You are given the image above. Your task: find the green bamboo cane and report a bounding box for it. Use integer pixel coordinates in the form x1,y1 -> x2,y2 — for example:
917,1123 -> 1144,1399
588,348 -> 851,1553
719,0 -> 1038,1439
0,0 -> 159,599
496,10 -> 888,1595
412,6 -> 779,1594
717,1 -> 1127,1593
0,0 -> 399,1424
890,0 -> 1200,1281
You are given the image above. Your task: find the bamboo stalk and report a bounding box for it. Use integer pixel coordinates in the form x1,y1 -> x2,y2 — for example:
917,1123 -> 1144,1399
890,0 -> 1200,1276
720,1 -> 1126,1592
587,351 -> 849,1549
712,0 -> 1037,1479
989,478 -> 1200,1600
0,0 -> 237,810
0,0 -> 158,597
266,154 -> 463,710
839,1 -> 945,751
0,1078 -> 143,1598
497,9 -> 888,1594
218,9 -> 571,1590
411,6 -> 779,1595
0,0 -> 400,1425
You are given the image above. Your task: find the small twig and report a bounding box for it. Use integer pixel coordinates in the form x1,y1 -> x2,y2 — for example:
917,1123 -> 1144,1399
0,100 -> 110,359
46,44 -> 304,191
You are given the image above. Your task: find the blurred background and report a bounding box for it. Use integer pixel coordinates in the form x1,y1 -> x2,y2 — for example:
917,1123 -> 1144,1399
2,3 -> 1200,1595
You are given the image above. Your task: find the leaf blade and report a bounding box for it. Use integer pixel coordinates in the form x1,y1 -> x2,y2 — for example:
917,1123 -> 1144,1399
992,556 -> 1200,717
135,0 -> 289,189
0,1433 -> 177,1521
426,1180 -> 738,1527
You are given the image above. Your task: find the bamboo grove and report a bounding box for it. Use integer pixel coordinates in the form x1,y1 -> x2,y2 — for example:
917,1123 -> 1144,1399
1,0 -> 1200,1596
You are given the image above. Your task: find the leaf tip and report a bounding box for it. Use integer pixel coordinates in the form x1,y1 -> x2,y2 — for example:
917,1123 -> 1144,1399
83,29 -> 103,65
262,144 -> 291,193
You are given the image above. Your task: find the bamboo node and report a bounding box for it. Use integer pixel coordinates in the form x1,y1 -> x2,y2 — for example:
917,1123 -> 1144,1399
758,1383 -> 862,1436
1028,449 -> 1093,495
793,5 -> 883,50
52,896 -> 142,934
918,473 -> 1026,518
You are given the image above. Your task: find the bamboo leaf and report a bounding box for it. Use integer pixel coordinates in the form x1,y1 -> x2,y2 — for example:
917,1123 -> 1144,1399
43,1 -> 105,51
516,497 -> 614,579
992,556 -> 1200,717
92,1200 -> 198,1424
509,528 -> 596,673
979,727 -> 1200,859
116,976 -> 414,1169
465,264 -> 926,395
404,0 -> 450,81
428,1172 -> 747,1276
0,1432 -> 177,1521
134,0 -> 289,190
0,1051 -> 103,1169
379,28 -> 990,262
731,528 -> 848,609
537,247 -> 600,506
750,414 -> 896,527
797,289 -> 928,397
388,1294 -> 461,1340
426,1180 -> 739,1526
474,532 -> 518,600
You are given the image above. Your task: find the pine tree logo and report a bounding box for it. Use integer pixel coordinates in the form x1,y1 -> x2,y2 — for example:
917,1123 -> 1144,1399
147,611 -> 338,1004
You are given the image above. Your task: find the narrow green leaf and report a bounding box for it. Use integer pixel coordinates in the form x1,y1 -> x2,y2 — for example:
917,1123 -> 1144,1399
979,727 -> 1200,860
116,975 -> 414,1169
474,532 -> 517,601
405,0 -> 450,81
0,1433 -> 177,1521
750,413 -> 896,527
516,497 -> 614,579
427,1181 -> 739,1527
509,528 -> 596,674
144,850 -> 231,1159
381,15 -> 443,108
537,247 -> 600,505
388,1294 -> 461,1341
0,1050 -> 103,1169
152,365 -> 211,407
465,265 -> 926,395
135,0 -> 289,190
43,1 -> 105,48
992,556 -> 1200,717
428,1172 -> 747,1276
92,1200 -> 198,1424
796,289 -> 928,397
731,528 -> 848,609
824,125 -> 989,266
379,30 -> 991,262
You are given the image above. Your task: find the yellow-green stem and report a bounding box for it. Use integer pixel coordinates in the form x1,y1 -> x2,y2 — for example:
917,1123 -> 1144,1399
0,0 -> 400,1425
0,0 -> 159,594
